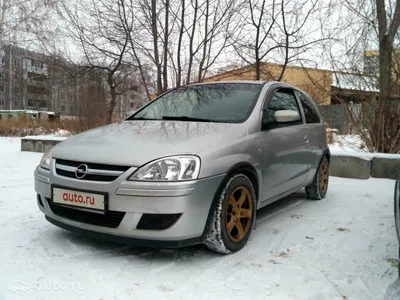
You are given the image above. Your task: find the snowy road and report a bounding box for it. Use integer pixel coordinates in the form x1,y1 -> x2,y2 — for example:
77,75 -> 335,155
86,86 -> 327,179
0,137 -> 399,300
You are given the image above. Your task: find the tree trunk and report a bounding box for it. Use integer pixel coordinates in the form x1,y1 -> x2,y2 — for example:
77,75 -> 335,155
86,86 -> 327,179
176,0 -> 185,87
106,73 -> 116,124
375,38 -> 393,152
255,60 -> 261,80
198,0 -> 210,82
186,0 -> 198,85
151,0 -> 162,95
162,0 -> 169,92
373,0 -> 400,152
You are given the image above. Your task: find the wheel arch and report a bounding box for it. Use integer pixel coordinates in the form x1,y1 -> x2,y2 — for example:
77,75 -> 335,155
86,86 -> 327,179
200,162 -> 260,241
323,148 -> 331,162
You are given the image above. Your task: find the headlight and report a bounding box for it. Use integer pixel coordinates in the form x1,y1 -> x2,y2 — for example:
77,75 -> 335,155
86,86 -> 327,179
128,156 -> 201,181
39,149 -> 52,170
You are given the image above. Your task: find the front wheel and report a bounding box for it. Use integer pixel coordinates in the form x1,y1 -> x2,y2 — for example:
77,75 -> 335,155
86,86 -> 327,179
204,174 -> 256,254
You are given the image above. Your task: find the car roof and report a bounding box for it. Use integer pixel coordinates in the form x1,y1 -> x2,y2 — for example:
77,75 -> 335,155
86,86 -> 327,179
185,80 -> 269,86
184,80 -> 299,89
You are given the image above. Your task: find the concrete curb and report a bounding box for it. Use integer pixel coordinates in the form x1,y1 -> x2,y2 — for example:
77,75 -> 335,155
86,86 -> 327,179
329,155 -> 371,179
21,138 -> 64,154
21,137 -> 400,180
371,157 -> 400,180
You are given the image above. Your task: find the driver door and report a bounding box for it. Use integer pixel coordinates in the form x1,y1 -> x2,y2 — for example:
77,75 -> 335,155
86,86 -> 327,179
260,87 -> 310,202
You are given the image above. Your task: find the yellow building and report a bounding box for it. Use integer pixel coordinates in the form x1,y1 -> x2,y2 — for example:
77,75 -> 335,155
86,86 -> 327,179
149,61 -> 382,105
364,49 -> 400,76
364,49 -> 400,97
203,63 -> 333,105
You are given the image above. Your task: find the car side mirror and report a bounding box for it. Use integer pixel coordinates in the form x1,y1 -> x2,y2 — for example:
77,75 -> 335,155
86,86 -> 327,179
274,110 -> 301,123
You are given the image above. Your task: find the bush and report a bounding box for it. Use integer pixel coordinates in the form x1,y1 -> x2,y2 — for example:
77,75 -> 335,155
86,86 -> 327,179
0,115 -> 109,137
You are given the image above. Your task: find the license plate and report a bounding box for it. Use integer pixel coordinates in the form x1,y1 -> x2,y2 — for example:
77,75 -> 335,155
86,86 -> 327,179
52,187 -> 106,213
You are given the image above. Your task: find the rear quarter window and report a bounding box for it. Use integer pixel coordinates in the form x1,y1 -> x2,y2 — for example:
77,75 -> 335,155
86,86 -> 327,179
295,91 -> 321,124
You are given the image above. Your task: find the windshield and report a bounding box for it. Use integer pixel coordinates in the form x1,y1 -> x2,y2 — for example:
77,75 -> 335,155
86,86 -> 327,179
126,83 -> 264,123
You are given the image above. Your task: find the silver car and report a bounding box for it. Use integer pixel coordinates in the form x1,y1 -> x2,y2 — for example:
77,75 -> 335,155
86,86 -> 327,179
395,179 -> 400,276
34,81 -> 330,254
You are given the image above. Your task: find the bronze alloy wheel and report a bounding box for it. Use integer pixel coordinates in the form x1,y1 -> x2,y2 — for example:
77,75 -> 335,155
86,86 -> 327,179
225,186 -> 253,242
319,161 -> 329,193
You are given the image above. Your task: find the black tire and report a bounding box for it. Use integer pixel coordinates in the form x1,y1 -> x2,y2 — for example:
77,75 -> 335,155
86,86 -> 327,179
204,174 -> 257,254
305,156 -> 329,200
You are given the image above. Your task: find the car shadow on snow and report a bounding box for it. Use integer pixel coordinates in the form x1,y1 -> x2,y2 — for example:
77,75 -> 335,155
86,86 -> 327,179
47,188 -> 313,261
384,277 -> 400,300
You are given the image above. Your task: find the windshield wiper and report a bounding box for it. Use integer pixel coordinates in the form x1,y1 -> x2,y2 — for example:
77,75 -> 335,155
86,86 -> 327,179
126,117 -> 157,121
162,116 -> 215,122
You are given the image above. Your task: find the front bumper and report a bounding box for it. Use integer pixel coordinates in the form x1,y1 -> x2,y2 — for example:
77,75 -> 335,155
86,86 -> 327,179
34,165 -> 225,246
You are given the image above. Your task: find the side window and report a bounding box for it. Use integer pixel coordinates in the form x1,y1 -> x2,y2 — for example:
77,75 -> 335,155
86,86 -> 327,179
263,89 -> 302,127
295,91 -> 321,123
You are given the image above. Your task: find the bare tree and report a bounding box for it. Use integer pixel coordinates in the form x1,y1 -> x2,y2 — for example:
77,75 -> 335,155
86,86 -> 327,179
0,0 -> 60,48
371,0 -> 400,152
231,0 -> 324,81
164,0 -> 238,86
56,0 -> 138,123
127,0 -> 238,95
312,0 -> 400,153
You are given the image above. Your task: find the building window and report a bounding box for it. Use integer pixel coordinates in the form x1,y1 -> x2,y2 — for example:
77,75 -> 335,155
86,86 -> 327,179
364,55 -> 379,75
0,98 -> 4,106
0,85 -> 4,92
61,105 -> 65,112
31,59 -> 44,69
13,59 -> 21,67
27,99 -> 47,108
0,57 -> 4,65
0,72 -> 4,78
27,85 -> 47,94
27,72 -> 46,82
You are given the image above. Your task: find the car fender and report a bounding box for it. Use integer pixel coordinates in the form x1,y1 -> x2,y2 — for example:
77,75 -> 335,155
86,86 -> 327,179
199,158 -> 262,241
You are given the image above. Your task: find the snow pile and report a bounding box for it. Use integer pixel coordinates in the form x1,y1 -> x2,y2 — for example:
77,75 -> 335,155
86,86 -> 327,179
23,130 -> 71,141
328,132 -> 368,153
0,126 -> 73,138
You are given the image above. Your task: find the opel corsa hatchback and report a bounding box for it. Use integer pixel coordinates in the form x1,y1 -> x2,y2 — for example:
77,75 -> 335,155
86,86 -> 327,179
394,179 -> 400,276
34,81 -> 330,254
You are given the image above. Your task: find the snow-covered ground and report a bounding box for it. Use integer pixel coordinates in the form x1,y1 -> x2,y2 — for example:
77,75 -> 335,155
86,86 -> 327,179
0,137 -> 399,300
328,133 -> 368,153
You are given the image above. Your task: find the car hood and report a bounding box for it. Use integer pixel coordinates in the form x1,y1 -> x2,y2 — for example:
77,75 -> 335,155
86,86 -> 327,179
50,120 -> 248,166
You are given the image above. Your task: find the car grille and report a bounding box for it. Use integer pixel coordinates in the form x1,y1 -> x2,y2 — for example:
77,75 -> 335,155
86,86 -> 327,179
55,159 -> 130,182
47,198 -> 125,228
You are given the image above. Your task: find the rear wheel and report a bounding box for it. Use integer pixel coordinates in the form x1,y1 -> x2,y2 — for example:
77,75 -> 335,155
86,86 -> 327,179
204,174 -> 256,254
306,156 -> 329,200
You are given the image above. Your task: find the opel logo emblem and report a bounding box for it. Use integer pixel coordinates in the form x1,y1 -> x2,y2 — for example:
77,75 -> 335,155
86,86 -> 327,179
75,164 -> 88,179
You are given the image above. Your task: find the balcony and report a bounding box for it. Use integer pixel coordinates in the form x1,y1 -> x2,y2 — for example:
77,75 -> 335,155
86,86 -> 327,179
27,78 -> 48,87
27,93 -> 48,102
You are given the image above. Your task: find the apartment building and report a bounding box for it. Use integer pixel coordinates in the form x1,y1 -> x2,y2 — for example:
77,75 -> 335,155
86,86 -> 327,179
0,45 -> 51,111
0,45 -> 143,117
